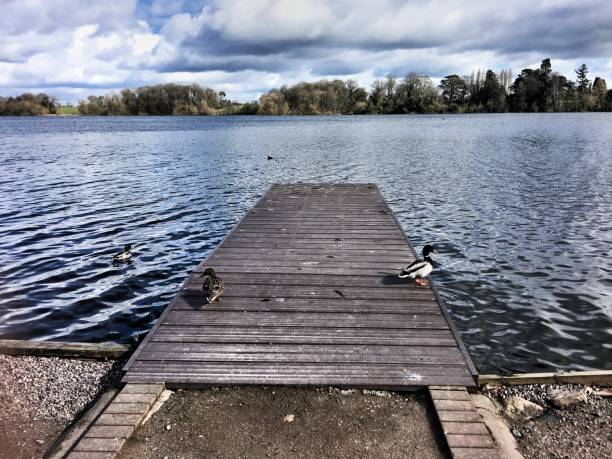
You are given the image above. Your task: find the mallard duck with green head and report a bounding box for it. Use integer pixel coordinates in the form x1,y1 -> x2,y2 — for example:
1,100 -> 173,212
200,268 -> 224,303
398,244 -> 438,286
113,244 -> 133,262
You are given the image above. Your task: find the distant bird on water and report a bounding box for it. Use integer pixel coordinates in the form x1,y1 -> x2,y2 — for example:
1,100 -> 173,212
201,268 -> 224,303
113,244 -> 133,262
267,155 -> 274,160
399,245 -> 438,286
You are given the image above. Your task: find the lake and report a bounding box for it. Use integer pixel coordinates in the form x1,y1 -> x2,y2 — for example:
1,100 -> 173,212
0,114 -> 610,373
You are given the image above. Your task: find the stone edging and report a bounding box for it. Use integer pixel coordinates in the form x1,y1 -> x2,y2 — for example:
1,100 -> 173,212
479,370 -> 612,386
47,390 -> 118,459
429,385 -> 501,459
65,383 -> 165,458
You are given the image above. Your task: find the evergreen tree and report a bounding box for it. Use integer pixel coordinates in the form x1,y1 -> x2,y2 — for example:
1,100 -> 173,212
482,70 -> 505,112
575,64 -> 591,110
539,58 -> 553,111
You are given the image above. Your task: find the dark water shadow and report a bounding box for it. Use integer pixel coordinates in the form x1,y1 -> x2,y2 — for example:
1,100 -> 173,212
381,274 -> 413,286
182,294 -> 205,310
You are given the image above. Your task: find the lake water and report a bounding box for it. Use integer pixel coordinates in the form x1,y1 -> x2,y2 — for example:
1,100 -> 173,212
1,114 -> 611,373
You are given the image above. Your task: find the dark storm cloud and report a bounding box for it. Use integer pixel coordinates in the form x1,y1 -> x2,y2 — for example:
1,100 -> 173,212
454,4 -> 612,59
145,0 -> 612,76
308,58 -> 372,77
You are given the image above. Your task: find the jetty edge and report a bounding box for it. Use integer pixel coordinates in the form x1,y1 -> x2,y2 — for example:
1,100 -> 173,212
121,183 -> 476,388
0,339 -> 131,360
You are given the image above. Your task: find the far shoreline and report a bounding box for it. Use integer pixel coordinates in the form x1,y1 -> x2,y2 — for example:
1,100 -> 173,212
2,111 -> 609,118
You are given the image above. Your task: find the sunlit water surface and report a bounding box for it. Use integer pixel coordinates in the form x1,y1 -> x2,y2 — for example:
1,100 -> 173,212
1,114 -> 610,373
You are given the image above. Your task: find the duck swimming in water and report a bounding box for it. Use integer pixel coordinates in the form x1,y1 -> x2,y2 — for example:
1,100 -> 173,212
113,244 -> 133,262
201,268 -> 224,303
399,245 -> 438,286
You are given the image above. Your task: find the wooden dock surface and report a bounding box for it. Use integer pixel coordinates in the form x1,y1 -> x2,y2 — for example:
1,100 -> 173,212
124,184 -> 476,388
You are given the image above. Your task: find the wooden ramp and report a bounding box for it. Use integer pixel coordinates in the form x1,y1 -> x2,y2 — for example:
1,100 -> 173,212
124,184 -> 476,389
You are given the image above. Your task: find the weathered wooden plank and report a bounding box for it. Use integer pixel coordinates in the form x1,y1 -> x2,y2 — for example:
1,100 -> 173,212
208,247 -> 414,257
194,266 -> 407,277
124,369 -> 475,387
243,215 -> 397,221
139,344 -> 463,364
124,375 -> 476,388
143,341 -> 459,354
234,227 -> 402,234
185,273 -> 428,289
247,210 -> 391,215
126,372 -> 473,385
205,251 -> 412,260
154,324 -> 453,336
204,255 -> 413,265
244,216 -> 397,222
180,285 -> 437,301
127,362 -> 473,380
261,195 -> 382,199
235,223 -> 400,230
163,311 -> 449,329
171,295 -> 441,313
219,242 -> 410,250
151,326 -> 456,346
249,210 -> 393,215
227,235 -> 406,243
151,335 -> 457,346
233,233 -> 404,240
137,351 -> 464,365
203,258 -> 410,266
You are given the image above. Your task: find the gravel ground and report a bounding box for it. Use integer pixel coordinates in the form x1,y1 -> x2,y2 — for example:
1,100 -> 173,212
0,354 -> 122,459
119,386 -> 449,459
483,384 -> 611,459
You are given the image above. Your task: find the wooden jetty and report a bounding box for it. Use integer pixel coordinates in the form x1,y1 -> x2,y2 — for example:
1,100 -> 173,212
124,183 -> 476,389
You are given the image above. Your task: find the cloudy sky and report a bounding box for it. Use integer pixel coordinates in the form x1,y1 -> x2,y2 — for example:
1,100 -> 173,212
1,0 -> 611,103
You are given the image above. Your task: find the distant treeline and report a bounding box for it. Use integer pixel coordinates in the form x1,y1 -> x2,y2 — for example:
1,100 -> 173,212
76,84 -> 237,115
1,59 -> 611,116
257,60 -> 610,114
0,93 -> 58,115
